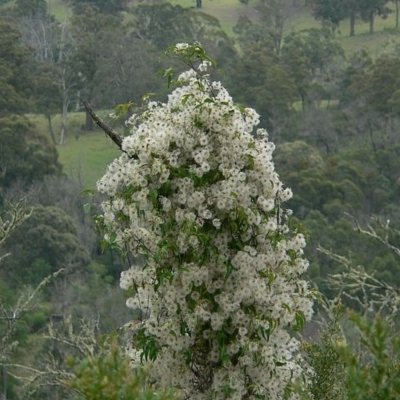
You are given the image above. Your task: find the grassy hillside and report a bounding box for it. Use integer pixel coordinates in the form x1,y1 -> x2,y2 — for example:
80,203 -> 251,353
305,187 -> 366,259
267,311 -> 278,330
30,113 -> 120,189
45,0 -> 400,55
57,130 -> 120,190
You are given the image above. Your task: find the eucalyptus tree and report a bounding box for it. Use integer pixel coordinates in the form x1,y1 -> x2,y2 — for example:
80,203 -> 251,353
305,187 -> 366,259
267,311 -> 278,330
358,0 -> 391,33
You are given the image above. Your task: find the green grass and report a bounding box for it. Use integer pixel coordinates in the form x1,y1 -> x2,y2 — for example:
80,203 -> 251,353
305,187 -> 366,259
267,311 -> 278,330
46,0 -> 72,20
57,131 -> 120,190
30,113 -> 120,189
170,0 -> 261,36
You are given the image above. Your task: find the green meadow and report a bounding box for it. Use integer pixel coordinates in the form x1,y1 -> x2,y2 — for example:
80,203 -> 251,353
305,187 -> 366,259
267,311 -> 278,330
30,113 -> 120,189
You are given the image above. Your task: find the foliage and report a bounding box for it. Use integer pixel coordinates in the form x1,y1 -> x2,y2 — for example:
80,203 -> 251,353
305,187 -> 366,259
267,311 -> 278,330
309,0 -> 385,36
70,340 -> 177,400
0,20 -> 33,115
281,27 -> 344,108
250,0 -> 295,55
300,304 -> 347,400
300,224 -> 400,400
69,0 -> 129,14
358,0 -> 391,33
33,62 -> 63,144
2,205 -> 90,285
300,304 -> 400,400
310,0 -> 348,28
0,115 -> 62,193
130,3 -> 235,68
13,0 -> 47,18
97,43 -> 314,399
228,44 -> 296,133
342,312 -> 400,400
0,201 -> 67,399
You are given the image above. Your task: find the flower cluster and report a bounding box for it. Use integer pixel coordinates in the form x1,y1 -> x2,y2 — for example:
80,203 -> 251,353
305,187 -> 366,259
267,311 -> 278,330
97,43 -> 313,399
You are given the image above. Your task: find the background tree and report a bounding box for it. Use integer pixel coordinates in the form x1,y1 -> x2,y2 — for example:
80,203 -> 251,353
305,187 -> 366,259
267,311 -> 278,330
13,0 -> 47,18
310,0 -> 360,36
392,0 -> 400,28
358,0 -> 391,33
255,0 -> 297,55
1,205 -> 90,286
69,0 -> 128,14
130,3 -> 234,61
234,0 -> 296,56
33,63 -> 63,144
0,117 -> 62,194
228,44 -> 296,134
0,21 -> 33,114
69,6 -> 123,131
310,0 -> 348,32
281,27 -> 344,109
0,20 -> 62,193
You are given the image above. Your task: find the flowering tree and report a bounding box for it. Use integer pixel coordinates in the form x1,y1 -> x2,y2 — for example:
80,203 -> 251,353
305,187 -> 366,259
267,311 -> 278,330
97,43 -> 314,399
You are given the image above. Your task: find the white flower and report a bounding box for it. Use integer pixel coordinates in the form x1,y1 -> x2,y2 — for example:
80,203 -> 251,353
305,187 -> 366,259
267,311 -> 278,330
97,43 -> 313,400
212,218 -> 221,229
202,209 -> 212,219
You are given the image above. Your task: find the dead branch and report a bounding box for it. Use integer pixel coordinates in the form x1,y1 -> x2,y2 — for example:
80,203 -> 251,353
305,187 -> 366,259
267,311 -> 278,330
82,101 -> 138,160
0,199 -> 32,247
344,212 -> 400,258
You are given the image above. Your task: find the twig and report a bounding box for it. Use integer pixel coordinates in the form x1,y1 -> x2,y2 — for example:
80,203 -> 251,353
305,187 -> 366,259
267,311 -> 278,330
82,101 -> 138,160
344,212 -> 400,258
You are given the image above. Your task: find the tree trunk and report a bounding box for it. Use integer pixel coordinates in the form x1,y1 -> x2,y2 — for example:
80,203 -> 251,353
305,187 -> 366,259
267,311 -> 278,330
46,114 -> 56,144
369,14 -> 374,34
301,93 -> 306,111
60,100 -> 68,145
396,0 -> 399,29
85,109 -> 94,131
196,0 -> 202,7
368,120 -> 377,152
59,74 -> 69,145
2,364 -> 7,400
58,21 -> 69,145
350,13 -> 355,36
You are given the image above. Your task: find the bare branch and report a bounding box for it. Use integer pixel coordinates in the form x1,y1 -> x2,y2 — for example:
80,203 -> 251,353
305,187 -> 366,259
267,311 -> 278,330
0,199 -> 32,248
83,101 -> 138,160
318,246 -> 400,324
344,212 -> 400,258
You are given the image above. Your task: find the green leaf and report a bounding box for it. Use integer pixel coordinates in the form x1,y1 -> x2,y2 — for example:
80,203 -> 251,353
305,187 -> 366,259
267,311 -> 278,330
292,310 -> 306,331
109,232 -> 117,243
113,101 -> 136,118
142,92 -> 156,102
80,189 -> 94,196
100,239 -> 107,253
83,203 -> 91,214
224,260 -> 235,282
182,93 -> 194,105
184,349 -> 193,364
275,361 -> 286,367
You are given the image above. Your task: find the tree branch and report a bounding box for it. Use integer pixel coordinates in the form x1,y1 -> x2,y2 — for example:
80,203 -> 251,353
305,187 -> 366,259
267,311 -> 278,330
82,101 -> 138,160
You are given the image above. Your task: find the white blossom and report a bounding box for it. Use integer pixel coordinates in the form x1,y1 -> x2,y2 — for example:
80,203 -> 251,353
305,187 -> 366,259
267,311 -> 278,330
97,43 -> 314,400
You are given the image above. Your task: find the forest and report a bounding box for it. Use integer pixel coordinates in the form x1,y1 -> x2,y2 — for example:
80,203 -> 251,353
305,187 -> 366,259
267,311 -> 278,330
1,0 -> 400,398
